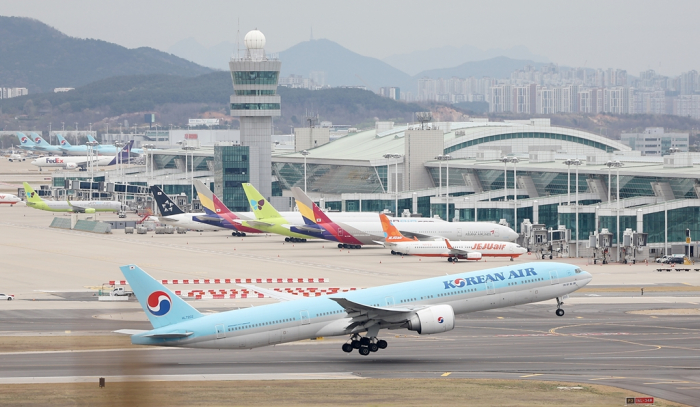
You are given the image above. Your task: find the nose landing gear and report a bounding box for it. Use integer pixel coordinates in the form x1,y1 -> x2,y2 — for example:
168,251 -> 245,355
555,297 -> 565,316
342,334 -> 388,355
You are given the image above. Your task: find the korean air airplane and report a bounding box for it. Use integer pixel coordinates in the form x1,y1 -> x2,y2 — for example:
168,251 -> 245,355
31,141 -> 133,171
15,132 -> 37,151
28,133 -> 64,154
118,262 -> 592,355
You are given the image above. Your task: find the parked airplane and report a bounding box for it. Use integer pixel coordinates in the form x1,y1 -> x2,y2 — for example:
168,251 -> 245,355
7,151 -> 25,162
148,185 -> 224,231
379,214 -> 527,261
31,141 -> 133,170
27,133 -> 65,154
0,193 -> 22,205
193,180 -> 387,238
117,262 -> 591,355
23,182 -> 121,213
290,186 -> 519,248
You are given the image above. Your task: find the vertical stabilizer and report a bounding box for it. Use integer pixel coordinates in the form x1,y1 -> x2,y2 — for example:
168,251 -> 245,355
56,134 -> 72,147
120,264 -> 203,329
16,132 -> 35,148
242,183 -> 283,220
150,185 -> 185,216
379,213 -> 416,242
86,134 -> 98,143
22,182 -> 44,204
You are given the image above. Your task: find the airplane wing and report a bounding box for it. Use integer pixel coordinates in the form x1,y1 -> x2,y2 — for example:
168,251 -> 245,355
329,297 -> 425,332
114,329 -> 193,338
235,219 -> 275,228
238,284 -> 297,301
444,239 -> 482,260
67,201 -> 93,213
398,230 -> 445,241
286,224 -> 322,233
193,215 -> 223,223
330,297 -> 421,314
114,329 -> 146,335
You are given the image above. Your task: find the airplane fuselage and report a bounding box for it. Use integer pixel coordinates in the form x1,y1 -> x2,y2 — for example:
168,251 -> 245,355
27,200 -> 121,212
152,214 -> 225,231
391,241 -> 528,259
131,262 -> 590,349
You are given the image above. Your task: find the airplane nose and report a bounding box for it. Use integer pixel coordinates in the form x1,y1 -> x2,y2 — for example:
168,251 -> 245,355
580,270 -> 593,286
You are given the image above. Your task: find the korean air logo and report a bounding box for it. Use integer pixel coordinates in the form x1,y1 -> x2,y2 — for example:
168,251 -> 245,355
34,137 -> 42,144
20,136 -> 28,144
452,278 -> 466,288
437,317 -> 444,324
60,140 -> 67,145
250,199 -> 264,210
147,291 -> 172,316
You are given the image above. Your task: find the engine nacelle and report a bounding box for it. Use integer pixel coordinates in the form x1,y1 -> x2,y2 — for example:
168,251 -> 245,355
84,208 -> 96,214
65,162 -> 77,169
457,251 -> 482,261
407,304 -> 455,335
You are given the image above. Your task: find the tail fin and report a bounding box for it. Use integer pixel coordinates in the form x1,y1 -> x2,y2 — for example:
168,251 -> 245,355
16,132 -> 34,147
30,132 -> 50,147
86,134 -> 98,144
242,183 -> 283,220
22,182 -> 44,204
379,213 -> 415,242
150,185 -> 185,216
119,264 -> 203,329
56,134 -> 72,147
107,140 -> 133,165
291,187 -> 332,226
193,179 -> 234,216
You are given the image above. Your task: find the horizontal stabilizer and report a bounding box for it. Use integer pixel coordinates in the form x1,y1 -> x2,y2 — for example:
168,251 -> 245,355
114,329 -> 146,335
242,220 -> 275,228
193,215 -> 223,223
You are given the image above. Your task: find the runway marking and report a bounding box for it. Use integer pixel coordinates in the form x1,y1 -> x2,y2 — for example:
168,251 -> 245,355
643,381 -> 690,385
676,386 -> 700,389
441,372 -> 451,377
520,374 -> 543,378
566,356 -> 700,360
496,317 -> 504,319
589,377 -> 626,381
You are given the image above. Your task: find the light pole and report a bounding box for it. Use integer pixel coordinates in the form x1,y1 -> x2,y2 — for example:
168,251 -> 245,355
509,157 -> 520,230
114,141 -> 125,205
605,160 -> 614,202
571,159 -> 582,257
499,156 -> 509,203
86,141 -> 99,199
606,160 -> 624,261
48,122 -> 52,145
182,146 -> 196,207
301,150 -> 310,193
563,159 -> 576,205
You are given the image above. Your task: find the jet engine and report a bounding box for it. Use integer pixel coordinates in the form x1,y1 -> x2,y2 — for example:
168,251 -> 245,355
406,304 -> 455,334
84,208 -> 96,214
65,162 -> 77,169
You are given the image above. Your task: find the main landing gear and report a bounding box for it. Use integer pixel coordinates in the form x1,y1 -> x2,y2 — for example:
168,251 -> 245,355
342,334 -> 388,356
555,297 -> 565,317
232,231 -> 246,237
338,243 -> 362,249
391,250 -> 405,256
285,237 -> 307,242
447,257 -> 459,263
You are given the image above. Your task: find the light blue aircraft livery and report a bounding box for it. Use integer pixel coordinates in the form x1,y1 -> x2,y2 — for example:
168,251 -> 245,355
119,262 -> 592,355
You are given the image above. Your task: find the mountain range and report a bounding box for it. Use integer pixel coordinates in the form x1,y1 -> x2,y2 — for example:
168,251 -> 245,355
0,16 -> 212,93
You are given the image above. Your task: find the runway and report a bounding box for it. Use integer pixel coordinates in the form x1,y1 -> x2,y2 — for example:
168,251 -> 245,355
1,303 -> 699,405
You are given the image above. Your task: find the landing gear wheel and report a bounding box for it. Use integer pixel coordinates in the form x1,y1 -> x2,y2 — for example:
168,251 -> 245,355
368,343 -> 379,352
549,255 -> 553,259
510,257 -> 514,261
351,340 -> 361,349
339,244 -> 344,249
542,254 -> 546,259
342,343 -> 353,353
377,340 -> 388,349
556,309 -> 565,317
232,232 -> 237,236
453,257 -> 458,262
447,257 -> 453,263
391,250 -> 396,255
285,237 -> 290,242
358,347 -> 370,356
241,232 -> 246,237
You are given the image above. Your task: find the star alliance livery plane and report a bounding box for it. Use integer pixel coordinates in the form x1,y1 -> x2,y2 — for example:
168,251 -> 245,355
118,262 -> 591,355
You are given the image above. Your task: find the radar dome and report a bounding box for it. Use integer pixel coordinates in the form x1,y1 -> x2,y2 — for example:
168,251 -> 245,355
244,30 -> 266,49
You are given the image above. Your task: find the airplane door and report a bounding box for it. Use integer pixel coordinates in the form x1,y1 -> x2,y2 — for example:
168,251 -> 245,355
549,270 -> 559,284
385,296 -> 395,306
486,280 -> 496,295
300,310 -> 310,325
215,324 -> 225,339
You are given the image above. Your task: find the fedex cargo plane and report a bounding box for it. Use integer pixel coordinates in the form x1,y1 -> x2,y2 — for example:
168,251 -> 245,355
117,262 -> 591,355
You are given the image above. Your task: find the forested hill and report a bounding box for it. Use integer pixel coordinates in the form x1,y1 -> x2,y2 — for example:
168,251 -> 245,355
0,16 -> 212,93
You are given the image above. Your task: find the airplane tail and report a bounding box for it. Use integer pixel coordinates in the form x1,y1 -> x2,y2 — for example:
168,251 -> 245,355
30,132 -> 50,147
107,140 -> 133,165
379,213 -> 416,242
16,132 -> 34,147
193,179 -> 234,216
291,187 -> 332,225
119,264 -> 203,329
22,182 -> 44,204
150,185 -> 185,216
242,183 -> 283,220
56,134 -> 72,147
86,134 -> 98,144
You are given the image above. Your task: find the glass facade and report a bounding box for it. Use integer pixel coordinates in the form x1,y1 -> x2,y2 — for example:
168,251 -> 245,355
214,145 -> 250,211
232,71 -> 279,85
644,207 -> 700,244
230,103 -> 281,111
272,162 -> 384,194
444,132 -> 618,155
234,90 -> 276,96
598,215 -> 636,243
560,212 -> 596,240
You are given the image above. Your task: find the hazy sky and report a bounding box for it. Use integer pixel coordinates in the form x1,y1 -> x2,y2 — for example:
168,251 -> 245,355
2,0 -> 699,76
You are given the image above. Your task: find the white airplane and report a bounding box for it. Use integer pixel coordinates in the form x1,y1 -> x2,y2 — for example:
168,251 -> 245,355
23,182 -> 121,213
117,262 -> 592,355
149,185 -> 225,231
379,214 -> 527,262
31,141 -> 132,171
7,151 -> 25,162
0,193 -> 22,206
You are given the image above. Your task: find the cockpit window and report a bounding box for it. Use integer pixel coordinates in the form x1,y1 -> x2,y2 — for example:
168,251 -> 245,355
575,268 -> 582,274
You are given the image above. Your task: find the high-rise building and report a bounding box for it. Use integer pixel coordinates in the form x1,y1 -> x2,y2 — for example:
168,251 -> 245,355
229,29 -> 281,200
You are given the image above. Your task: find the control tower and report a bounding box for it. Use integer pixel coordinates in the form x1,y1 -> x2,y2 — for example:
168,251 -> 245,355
229,29 -> 281,200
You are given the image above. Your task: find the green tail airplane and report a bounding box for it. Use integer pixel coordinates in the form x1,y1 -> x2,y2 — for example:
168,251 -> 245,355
23,182 -> 122,213
240,183 -> 316,241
